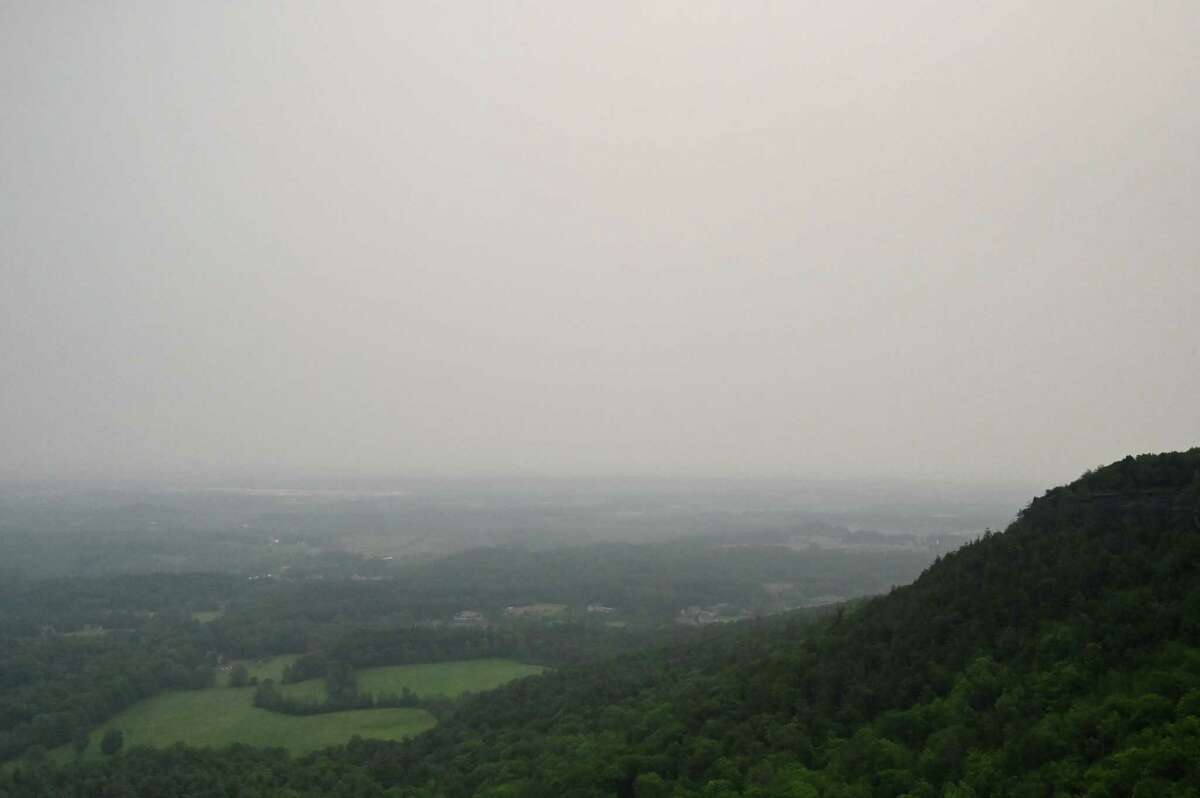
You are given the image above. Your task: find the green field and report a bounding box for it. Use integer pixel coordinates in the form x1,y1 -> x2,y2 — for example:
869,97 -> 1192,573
49,687 -> 434,764
39,658 -> 543,765
278,657 -> 546,702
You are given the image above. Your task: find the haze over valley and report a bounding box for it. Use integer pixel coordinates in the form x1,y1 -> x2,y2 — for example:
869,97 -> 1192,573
2,2 -> 1198,796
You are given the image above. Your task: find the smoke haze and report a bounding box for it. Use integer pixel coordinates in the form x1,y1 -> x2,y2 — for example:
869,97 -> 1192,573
2,2 -> 1197,484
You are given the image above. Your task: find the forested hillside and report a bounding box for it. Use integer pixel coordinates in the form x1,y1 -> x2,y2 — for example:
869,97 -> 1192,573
4,450 -> 1199,797
365,452 -> 1200,796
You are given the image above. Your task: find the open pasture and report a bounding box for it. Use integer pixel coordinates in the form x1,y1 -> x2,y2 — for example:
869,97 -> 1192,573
278,657 -> 546,702
39,657 -> 542,765
52,687 -> 434,763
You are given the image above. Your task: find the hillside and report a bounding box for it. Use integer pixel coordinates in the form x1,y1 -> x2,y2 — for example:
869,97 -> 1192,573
4,450 -> 1199,797
363,450 -> 1200,797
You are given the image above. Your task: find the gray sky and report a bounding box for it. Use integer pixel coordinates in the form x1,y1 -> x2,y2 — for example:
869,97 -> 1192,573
2,1 -> 1197,485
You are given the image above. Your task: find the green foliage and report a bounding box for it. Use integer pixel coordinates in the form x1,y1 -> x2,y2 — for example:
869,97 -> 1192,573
0,617 -> 216,759
98,728 -> 122,756
0,537 -> 875,762
1,744 -> 397,798
254,659 -> 543,721
228,663 -> 249,688
69,730 -> 88,759
4,448 -> 1200,796
348,448 -> 1200,796
49,684 -> 436,761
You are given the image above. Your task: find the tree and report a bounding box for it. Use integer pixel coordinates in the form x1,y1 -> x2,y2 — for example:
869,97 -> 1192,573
24,745 -> 47,765
326,661 -> 358,702
230,663 -> 250,688
72,729 -> 90,758
100,728 -> 124,756
633,773 -> 669,798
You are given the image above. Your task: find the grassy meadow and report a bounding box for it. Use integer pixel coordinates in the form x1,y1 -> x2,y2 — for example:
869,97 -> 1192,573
54,688 -> 435,764
277,657 -> 546,702
40,658 -> 542,765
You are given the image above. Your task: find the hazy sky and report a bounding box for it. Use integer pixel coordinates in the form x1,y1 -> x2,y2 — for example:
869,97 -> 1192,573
2,2 -> 1197,485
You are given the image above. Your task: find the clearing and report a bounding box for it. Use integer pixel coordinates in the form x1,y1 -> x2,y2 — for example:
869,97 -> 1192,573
279,657 -> 546,702
42,657 -> 542,764
51,687 -> 434,764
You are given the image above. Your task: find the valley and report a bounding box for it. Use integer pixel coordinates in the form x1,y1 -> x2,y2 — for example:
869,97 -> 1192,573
3,450 -> 1199,796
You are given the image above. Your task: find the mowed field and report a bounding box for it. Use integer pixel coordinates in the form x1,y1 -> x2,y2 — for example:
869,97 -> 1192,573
279,658 -> 546,702
47,658 -> 542,764
57,688 -> 435,763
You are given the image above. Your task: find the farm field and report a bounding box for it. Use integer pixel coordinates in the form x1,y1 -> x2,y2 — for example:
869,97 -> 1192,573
50,687 -> 435,764
357,658 -> 545,697
40,658 -> 543,765
278,657 -> 546,702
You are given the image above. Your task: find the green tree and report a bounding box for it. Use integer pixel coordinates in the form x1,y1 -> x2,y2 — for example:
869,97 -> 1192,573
633,772 -> 670,798
229,663 -> 250,688
100,728 -> 124,756
71,729 -> 90,758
